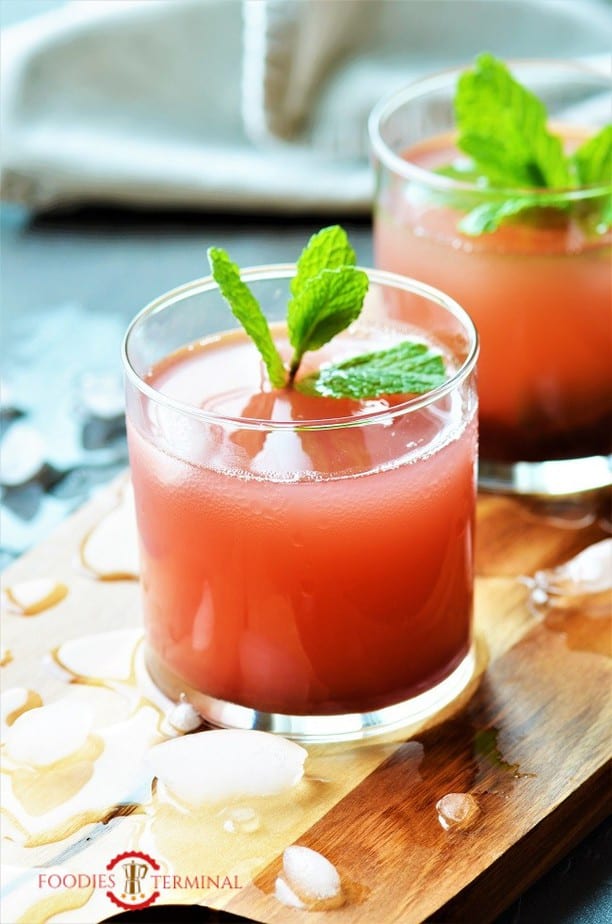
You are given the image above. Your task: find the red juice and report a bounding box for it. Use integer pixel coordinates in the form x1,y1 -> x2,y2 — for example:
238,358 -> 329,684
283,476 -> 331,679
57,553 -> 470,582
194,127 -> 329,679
127,320 -> 477,718
374,134 -> 612,464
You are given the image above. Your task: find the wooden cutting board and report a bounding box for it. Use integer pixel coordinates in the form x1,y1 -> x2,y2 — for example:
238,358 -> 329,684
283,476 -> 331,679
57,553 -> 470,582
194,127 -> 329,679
1,479 -> 610,924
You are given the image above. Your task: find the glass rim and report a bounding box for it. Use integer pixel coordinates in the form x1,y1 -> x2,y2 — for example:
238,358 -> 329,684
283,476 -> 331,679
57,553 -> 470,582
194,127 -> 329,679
122,264 -> 479,432
368,57 -> 612,198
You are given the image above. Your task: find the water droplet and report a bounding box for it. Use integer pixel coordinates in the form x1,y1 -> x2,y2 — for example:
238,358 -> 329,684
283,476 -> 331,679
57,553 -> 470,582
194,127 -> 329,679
221,806 -> 260,834
436,792 -> 479,831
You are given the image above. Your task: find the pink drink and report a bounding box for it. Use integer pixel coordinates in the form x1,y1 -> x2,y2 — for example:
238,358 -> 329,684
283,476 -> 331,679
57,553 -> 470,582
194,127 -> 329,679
123,267 -> 478,738
369,60 -> 612,495
374,134 -> 612,464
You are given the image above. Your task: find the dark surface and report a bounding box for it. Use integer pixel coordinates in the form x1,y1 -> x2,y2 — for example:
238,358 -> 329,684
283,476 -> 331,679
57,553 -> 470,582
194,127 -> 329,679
1,202 -> 610,923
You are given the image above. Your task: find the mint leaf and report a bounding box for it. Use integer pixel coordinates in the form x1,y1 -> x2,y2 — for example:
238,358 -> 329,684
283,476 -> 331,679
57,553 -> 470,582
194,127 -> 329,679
572,126 -> 612,230
459,193 -> 570,235
435,162 -> 484,184
207,247 -> 287,389
455,53 -> 572,190
207,230 -> 445,403
573,125 -> 612,185
290,225 -> 356,297
298,340 -> 446,399
287,266 -> 369,383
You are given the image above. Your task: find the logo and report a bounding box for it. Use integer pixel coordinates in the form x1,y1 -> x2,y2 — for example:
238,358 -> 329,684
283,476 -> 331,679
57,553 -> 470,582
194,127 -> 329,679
106,851 -> 160,911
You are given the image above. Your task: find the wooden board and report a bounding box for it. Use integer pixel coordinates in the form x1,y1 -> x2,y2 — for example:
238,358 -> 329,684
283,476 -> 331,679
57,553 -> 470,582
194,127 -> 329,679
1,479 -> 610,924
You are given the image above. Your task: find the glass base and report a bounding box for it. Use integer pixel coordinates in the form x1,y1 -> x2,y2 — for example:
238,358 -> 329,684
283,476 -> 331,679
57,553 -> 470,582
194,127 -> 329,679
479,454 -> 612,498
145,645 -> 477,744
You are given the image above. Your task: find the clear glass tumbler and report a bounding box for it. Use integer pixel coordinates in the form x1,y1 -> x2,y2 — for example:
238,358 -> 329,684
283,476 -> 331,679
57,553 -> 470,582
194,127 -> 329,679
369,60 -> 612,497
123,266 -> 478,742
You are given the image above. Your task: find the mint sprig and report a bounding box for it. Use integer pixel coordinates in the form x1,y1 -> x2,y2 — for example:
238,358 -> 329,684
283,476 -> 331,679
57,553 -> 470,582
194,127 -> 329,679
298,340 -> 446,399
207,247 -> 287,388
456,53 -> 571,190
442,53 -> 612,235
286,226 -> 368,382
571,125 -> 612,229
207,226 -> 447,400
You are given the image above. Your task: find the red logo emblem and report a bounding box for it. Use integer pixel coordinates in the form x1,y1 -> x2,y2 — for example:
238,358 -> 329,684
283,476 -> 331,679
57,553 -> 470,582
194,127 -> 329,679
106,851 -> 160,911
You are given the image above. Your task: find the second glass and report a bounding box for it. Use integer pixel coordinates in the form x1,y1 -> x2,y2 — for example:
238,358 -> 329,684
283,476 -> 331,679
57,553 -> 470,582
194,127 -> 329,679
369,60 -> 612,496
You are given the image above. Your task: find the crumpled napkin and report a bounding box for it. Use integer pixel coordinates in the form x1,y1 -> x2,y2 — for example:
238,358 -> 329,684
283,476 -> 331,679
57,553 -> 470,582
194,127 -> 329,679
1,0 -> 611,214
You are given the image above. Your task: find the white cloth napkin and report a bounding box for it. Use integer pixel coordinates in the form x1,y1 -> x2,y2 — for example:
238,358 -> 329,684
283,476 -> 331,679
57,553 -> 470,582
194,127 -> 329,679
1,0 -> 611,214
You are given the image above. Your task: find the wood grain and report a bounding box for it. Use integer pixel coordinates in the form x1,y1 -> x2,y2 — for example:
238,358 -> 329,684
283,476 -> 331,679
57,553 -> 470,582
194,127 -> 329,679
1,480 -> 610,924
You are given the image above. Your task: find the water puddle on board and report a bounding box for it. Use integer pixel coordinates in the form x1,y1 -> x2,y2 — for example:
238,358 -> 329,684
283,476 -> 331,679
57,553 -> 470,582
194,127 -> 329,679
0,628 -> 392,922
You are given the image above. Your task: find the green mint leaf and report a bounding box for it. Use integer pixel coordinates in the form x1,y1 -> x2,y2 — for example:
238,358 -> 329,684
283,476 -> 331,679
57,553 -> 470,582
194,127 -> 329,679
434,162 -> 485,184
298,340 -> 446,400
287,266 -> 369,381
207,247 -> 287,389
455,53 -> 572,190
599,196 -> 612,231
290,225 -> 356,297
572,125 -> 612,185
572,126 -> 612,230
459,193 -> 570,235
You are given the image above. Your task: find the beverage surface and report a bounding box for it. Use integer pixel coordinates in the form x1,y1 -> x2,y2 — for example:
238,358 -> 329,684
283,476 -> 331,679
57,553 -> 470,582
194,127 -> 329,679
392,131 -> 607,255
141,321 -> 467,479
147,323 -> 433,423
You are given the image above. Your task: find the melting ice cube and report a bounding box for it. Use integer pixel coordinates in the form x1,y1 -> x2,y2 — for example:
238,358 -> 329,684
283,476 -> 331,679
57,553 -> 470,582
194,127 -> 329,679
0,423 -> 46,487
5,700 -> 93,766
435,792 -> 480,831
530,539 -> 612,603
3,578 -> 68,616
279,845 -> 344,909
166,699 -> 203,734
147,729 -> 307,806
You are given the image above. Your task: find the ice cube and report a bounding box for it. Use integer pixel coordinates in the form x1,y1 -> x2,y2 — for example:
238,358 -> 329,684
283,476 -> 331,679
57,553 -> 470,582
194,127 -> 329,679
147,729 -> 307,806
282,845 -> 343,905
532,539 -> 612,599
5,700 -> 93,766
436,792 -> 479,831
0,423 -> 46,487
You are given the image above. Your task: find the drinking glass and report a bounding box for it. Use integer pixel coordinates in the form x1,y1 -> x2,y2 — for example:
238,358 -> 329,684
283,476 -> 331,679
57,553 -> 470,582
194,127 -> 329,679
369,60 -> 612,497
123,266 -> 478,742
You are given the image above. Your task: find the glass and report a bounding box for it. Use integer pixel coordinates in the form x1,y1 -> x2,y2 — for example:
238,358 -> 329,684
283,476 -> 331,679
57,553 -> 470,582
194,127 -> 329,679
122,265 -> 478,742
369,60 -> 612,497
